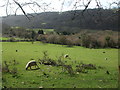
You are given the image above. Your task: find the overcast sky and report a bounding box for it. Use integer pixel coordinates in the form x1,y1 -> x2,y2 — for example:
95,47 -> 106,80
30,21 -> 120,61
0,0 -> 119,16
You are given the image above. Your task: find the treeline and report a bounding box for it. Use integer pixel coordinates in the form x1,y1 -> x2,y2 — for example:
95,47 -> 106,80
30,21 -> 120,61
2,26 -> 32,39
2,8 -> 119,33
3,26 -> 119,48
37,30 -> 119,48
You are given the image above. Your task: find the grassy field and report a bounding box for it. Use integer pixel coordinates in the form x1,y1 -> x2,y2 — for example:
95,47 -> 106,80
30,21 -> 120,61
2,42 -> 119,88
0,37 -> 9,40
0,37 -> 28,41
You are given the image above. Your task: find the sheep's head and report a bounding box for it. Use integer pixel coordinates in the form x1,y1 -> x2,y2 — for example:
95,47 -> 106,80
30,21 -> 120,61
25,66 -> 28,70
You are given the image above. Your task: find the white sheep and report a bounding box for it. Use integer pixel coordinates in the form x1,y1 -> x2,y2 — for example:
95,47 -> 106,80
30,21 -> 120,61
64,54 -> 71,60
25,60 -> 39,70
64,54 -> 69,58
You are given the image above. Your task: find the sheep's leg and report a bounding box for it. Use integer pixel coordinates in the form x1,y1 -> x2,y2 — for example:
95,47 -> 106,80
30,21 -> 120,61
35,65 -> 38,69
36,65 -> 39,69
34,65 -> 39,69
30,66 -> 32,70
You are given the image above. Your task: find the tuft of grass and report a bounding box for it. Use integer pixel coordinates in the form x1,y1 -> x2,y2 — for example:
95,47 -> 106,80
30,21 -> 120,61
2,61 -> 9,73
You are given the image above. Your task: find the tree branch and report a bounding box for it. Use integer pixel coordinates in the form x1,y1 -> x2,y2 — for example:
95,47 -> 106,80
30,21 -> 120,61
13,0 -> 30,20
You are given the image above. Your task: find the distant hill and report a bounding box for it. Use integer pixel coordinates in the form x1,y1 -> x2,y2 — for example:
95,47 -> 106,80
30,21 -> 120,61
2,9 -> 119,33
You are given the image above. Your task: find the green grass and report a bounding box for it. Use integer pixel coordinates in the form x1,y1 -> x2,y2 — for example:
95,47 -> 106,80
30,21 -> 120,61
11,27 -> 55,34
0,37 -> 28,41
0,37 -> 9,40
26,28 -> 55,33
2,42 -> 119,88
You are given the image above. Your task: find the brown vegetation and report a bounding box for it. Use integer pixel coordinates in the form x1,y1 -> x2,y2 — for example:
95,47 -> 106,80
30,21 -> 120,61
37,30 -> 119,48
2,26 -> 119,49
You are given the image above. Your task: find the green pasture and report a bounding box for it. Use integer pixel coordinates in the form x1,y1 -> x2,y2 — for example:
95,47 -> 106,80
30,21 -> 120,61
2,42 -> 119,88
0,37 -> 27,41
26,28 -> 55,33
33,29 -> 54,32
0,37 -> 9,40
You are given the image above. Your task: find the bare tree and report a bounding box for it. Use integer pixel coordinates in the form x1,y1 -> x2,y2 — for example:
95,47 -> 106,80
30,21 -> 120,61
0,0 -> 119,19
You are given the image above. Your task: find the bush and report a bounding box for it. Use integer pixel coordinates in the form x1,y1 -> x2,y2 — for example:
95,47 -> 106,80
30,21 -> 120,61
46,35 -> 59,44
38,30 -> 44,34
80,33 -> 91,48
39,51 -> 57,66
36,30 -> 119,49
62,64 -> 75,76
57,55 -> 65,66
2,61 -> 9,73
76,63 -> 96,73
9,37 -> 16,42
58,36 -> 68,45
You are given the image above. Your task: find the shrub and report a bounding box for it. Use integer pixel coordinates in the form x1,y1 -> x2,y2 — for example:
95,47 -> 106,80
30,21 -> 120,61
57,54 -> 65,66
76,63 -> 96,73
46,35 -> 59,44
13,59 -> 19,65
9,37 -> 16,42
42,51 -> 49,60
80,33 -> 91,48
37,35 -> 47,42
76,66 -> 86,73
38,30 -> 44,35
58,36 -> 68,45
10,67 -> 18,75
35,30 -> 119,48
39,51 -> 57,66
40,59 -> 57,66
2,61 -> 9,73
62,31 -> 70,35
62,64 -> 75,76
81,64 -> 96,69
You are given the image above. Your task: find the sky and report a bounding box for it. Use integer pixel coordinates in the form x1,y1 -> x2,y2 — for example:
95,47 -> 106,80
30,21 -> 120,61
0,0 -> 119,16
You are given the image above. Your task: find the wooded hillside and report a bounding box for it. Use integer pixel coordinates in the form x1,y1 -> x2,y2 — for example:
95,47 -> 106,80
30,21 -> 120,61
2,9 -> 119,32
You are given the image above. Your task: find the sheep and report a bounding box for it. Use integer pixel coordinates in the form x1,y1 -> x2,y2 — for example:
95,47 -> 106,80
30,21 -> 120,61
106,70 -> 110,74
64,54 -> 71,60
25,60 -> 39,70
64,54 -> 69,58
105,58 -> 108,60
16,50 -> 18,52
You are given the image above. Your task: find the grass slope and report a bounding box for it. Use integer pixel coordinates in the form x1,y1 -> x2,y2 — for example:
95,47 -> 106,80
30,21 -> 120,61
2,42 -> 119,88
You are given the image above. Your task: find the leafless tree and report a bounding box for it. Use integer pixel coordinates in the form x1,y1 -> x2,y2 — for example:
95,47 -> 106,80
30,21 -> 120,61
0,0 -> 119,19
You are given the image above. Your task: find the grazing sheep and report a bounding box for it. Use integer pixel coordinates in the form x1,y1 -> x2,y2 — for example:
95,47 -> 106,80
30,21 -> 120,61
118,65 -> 120,72
25,60 -> 39,70
64,54 -> 71,60
103,51 -> 105,53
105,58 -> 107,60
64,54 -> 69,58
106,70 -> 110,74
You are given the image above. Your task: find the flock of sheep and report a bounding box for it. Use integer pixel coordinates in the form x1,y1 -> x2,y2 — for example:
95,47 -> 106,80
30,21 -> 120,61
1,49 -> 109,71
25,51 -> 110,70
